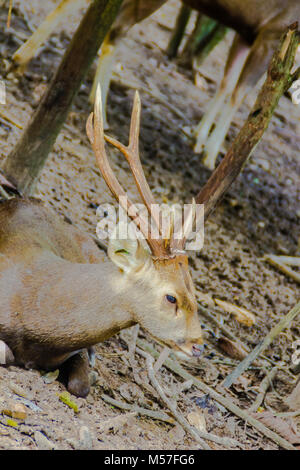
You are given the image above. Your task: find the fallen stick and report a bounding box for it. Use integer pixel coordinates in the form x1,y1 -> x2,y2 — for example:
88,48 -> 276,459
264,255 -> 300,284
248,367 -> 278,412
136,338 -> 296,450
222,301 -> 300,389
101,394 -> 174,424
264,256 -> 300,267
136,347 -> 240,449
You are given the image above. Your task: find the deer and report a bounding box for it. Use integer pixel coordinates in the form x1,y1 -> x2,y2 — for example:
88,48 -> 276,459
0,87 -> 204,398
10,1 -> 300,165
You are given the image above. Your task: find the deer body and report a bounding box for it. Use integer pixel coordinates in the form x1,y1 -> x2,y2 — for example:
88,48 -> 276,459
0,90 -> 204,396
0,198 -> 132,368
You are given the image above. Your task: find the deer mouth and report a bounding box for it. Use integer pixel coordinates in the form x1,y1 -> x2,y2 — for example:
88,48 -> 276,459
175,342 -> 205,358
151,336 -> 204,358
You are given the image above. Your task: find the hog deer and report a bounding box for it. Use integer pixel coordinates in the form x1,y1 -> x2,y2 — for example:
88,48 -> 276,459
10,1 -> 300,166
0,87 -> 203,397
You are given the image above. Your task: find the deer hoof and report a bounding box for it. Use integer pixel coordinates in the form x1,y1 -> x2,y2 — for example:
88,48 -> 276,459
67,376 -> 90,398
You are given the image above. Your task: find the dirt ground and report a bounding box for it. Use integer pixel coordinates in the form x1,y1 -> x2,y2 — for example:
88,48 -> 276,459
0,0 -> 299,450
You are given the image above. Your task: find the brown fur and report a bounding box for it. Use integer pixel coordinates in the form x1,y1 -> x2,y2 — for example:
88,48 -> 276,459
0,198 -> 203,396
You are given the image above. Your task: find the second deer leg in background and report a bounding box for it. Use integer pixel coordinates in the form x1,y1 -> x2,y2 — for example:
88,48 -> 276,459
197,27 -> 284,170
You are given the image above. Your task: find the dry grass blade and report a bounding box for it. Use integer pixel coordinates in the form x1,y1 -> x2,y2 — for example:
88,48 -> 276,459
264,254 -> 300,284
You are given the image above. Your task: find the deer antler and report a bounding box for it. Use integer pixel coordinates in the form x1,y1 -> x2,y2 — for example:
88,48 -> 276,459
86,85 -> 171,259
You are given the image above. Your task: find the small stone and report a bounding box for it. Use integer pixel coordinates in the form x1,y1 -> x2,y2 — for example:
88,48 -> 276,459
42,369 -> 59,384
187,411 -> 207,433
79,426 -> 93,450
34,431 -> 57,450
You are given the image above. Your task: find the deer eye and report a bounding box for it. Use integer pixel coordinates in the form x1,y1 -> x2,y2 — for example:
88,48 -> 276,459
166,294 -> 177,304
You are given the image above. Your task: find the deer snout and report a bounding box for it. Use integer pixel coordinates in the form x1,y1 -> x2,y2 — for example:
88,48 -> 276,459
175,338 -> 204,358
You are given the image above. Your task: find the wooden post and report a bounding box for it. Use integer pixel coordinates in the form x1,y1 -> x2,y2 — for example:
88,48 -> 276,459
1,0 -> 123,195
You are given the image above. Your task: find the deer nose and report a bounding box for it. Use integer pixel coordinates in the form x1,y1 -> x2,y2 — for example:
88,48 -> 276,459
192,343 -> 205,357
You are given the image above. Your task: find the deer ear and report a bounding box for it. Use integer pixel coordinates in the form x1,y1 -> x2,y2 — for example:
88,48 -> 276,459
108,234 -> 152,274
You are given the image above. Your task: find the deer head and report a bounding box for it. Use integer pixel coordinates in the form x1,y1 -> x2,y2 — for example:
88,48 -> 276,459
86,86 -> 204,357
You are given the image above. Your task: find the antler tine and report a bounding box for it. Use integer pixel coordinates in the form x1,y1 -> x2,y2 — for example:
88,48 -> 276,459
170,199 -> 199,253
87,85 -> 167,258
103,91 -> 161,234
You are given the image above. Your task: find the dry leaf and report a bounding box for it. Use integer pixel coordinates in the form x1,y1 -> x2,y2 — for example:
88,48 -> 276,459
214,299 -> 256,326
187,411 -> 207,433
2,401 -> 27,420
218,337 -> 248,360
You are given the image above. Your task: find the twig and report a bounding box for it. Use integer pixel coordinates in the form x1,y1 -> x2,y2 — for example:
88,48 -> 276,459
222,301 -> 300,389
136,346 -> 241,449
264,256 -> 300,267
0,109 -> 24,129
101,394 -> 174,424
248,367 -> 278,412
275,410 -> 300,418
0,185 -> 10,200
264,254 -> 300,284
153,346 -> 171,373
136,338 -> 296,450
7,0 -> 13,29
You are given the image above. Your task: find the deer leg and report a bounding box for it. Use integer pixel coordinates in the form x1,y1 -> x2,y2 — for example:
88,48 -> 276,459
203,28 -> 282,169
0,340 -> 15,365
89,35 -> 116,130
60,350 -> 91,398
12,0 -> 87,66
194,34 -> 249,154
